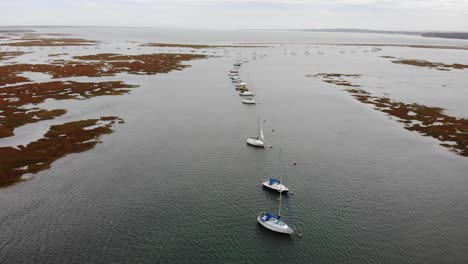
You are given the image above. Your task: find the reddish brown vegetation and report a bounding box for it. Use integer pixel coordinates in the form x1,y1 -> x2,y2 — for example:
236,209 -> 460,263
1,53 -> 207,86
0,51 -> 208,186
0,51 -> 29,61
0,117 -> 123,187
48,53 -> 68,57
313,73 -> 468,157
0,53 -> 207,138
0,38 -> 98,47
0,81 -> 136,138
388,58 -> 468,71
73,53 -> 207,75
311,73 -> 362,87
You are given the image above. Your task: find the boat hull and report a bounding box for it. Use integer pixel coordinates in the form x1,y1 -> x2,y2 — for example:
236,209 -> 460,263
242,100 -> 256,104
262,181 -> 289,192
247,138 -> 264,147
257,215 -> 294,234
239,92 -> 253,96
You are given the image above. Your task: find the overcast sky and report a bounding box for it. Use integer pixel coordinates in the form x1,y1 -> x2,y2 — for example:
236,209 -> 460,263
1,0 -> 467,31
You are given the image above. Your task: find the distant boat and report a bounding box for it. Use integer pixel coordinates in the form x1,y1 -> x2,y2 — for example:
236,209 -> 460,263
239,91 -> 253,96
242,98 -> 256,104
235,82 -> 247,88
246,116 -> 264,146
262,178 -> 289,192
257,176 -> 294,234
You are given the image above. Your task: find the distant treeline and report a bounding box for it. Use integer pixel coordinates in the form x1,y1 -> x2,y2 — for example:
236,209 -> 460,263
301,28 -> 420,35
299,28 -> 468,40
421,32 -> 468,40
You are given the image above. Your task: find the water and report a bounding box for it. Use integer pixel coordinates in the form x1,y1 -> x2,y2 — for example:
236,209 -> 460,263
0,28 -> 467,263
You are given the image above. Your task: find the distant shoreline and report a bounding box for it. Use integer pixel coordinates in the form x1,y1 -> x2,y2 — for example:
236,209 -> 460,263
235,43 -> 468,51
296,29 -> 468,41
1,26 -> 468,41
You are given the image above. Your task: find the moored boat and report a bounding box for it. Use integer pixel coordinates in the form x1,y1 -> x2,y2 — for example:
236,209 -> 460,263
262,178 -> 289,192
239,91 -> 253,96
257,212 -> 294,234
257,174 -> 294,235
242,98 -> 256,104
246,117 -> 264,146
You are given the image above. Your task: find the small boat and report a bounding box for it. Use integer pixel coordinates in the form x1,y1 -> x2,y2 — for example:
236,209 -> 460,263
237,86 -> 249,91
234,63 -> 242,67
242,98 -> 256,105
235,82 -> 247,88
246,117 -> 264,146
257,212 -> 294,235
243,59 -> 249,63
239,91 -> 253,96
262,178 -> 289,192
257,175 -> 294,235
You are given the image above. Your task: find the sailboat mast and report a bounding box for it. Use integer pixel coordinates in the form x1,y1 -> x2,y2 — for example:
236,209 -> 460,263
278,174 -> 282,217
257,115 -> 260,139
278,149 -> 283,217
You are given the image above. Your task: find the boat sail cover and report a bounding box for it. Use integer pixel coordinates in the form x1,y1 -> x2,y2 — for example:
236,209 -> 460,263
269,178 -> 280,185
260,128 -> 264,140
264,212 -> 280,221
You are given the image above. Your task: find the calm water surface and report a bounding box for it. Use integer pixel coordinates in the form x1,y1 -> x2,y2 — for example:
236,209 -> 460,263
0,28 -> 467,263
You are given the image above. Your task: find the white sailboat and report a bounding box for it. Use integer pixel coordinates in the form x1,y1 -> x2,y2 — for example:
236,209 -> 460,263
262,178 -> 289,192
257,176 -> 294,234
246,117 -> 264,147
235,82 -> 247,88
242,98 -> 256,104
239,91 -> 254,96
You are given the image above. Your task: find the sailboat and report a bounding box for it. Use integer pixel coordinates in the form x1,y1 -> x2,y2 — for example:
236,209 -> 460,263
242,98 -> 256,104
242,79 -> 256,103
239,91 -> 254,96
257,176 -> 294,234
262,178 -> 289,192
246,117 -> 264,147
